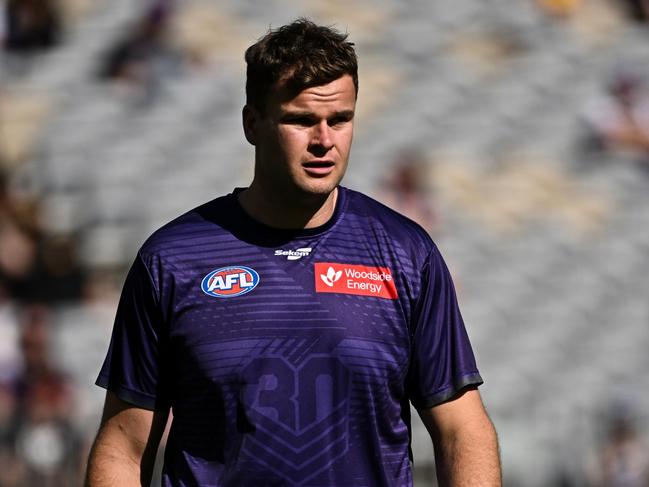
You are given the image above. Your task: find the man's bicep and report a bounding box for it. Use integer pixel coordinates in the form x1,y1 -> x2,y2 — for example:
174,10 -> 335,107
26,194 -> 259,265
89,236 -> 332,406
417,388 -> 502,485
417,387 -> 489,439
95,391 -> 168,469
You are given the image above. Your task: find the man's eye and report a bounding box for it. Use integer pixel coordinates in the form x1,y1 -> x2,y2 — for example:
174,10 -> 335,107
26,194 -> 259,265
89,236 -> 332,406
286,117 -> 314,126
329,117 -> 347,127
329,115 -> 353,127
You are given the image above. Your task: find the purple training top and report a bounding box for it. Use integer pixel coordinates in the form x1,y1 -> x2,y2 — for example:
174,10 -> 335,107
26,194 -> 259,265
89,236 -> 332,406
97,186 -> 482,486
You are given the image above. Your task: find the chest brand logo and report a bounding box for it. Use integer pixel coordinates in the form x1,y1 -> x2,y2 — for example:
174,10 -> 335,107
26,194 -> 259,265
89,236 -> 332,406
274,247 -> 312,260
201,266 -> 260,298
315,262 -> 398,299
320,266 -> 342,286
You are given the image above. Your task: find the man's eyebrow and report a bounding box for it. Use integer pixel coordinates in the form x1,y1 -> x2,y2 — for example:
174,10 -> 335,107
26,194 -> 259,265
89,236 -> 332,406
332,110 -> 355,119
280,109 -> 355,119
280,110 -> 315,118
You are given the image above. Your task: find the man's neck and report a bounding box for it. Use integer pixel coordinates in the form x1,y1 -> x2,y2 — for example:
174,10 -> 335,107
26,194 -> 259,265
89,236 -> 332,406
237,185 -> 338,230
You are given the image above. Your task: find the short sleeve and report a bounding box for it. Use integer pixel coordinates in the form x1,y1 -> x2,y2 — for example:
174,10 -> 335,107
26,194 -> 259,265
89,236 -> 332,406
96,252 -> 170,410
407,246 -> 483,409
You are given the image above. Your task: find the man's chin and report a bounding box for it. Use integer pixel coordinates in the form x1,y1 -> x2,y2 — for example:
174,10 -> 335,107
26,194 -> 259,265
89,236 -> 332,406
298,180 -> 340,198
300,171 -> 345,194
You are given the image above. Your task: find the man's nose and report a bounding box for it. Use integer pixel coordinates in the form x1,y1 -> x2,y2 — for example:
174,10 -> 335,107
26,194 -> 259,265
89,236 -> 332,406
310,120 -> 333,151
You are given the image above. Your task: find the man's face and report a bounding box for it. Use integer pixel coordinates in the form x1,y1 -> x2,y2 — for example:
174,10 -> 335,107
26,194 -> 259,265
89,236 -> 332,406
244,75 -> 356,200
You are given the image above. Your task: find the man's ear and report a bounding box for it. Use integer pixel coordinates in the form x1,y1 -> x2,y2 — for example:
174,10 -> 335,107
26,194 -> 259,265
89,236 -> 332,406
242,105 -> 259,146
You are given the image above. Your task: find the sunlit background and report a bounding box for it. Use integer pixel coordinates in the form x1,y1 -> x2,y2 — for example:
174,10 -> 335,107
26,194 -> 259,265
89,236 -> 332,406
1,0 -> 649,485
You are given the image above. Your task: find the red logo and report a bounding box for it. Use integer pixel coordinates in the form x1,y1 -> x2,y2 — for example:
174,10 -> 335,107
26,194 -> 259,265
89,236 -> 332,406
314,263 -> 398,299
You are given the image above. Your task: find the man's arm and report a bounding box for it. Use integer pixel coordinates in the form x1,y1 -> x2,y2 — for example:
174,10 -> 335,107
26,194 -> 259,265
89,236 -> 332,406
85,391 -> 169,487
418,387 -> 501,487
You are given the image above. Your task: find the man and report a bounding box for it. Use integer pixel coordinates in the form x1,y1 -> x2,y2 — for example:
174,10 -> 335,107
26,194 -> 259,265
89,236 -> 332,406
86,19 -> 501,486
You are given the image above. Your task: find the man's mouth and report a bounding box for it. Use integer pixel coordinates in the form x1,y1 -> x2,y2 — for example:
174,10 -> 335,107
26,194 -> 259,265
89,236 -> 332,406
303,160 -> 335,176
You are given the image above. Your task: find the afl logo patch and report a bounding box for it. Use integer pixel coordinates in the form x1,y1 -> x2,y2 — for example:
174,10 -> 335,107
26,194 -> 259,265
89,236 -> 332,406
201,266 -> 260,298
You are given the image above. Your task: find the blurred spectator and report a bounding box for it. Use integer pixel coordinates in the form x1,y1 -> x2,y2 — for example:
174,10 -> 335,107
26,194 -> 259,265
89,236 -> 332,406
582,68 -> 649,171
378,150 -> 438,234
97,2 -> 185,106
2,0 -> 62,52
0,173 -> 85,304
0,304 -> 83,487
29,234 -> 85,304
586,409 -> 649,487
0,305 -> 80,486
0,172 -> 41,302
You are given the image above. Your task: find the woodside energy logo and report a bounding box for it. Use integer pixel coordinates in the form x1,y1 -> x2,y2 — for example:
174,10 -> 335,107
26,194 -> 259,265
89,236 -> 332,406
314,263 -> 398,299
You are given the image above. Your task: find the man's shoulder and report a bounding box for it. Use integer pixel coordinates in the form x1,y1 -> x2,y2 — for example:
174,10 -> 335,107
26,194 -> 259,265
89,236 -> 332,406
342,187 -> 434,249
138,192 -> 235,259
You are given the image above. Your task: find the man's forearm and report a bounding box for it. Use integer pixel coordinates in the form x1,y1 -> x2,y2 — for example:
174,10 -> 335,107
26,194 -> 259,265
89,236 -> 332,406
84,418 -> 161,487
85,441 -> 143,487
433,418 -> 501,486
85,393 -> 167,487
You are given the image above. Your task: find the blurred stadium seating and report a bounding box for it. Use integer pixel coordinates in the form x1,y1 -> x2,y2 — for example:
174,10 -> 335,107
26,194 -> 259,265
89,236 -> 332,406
2,0 -> 649,485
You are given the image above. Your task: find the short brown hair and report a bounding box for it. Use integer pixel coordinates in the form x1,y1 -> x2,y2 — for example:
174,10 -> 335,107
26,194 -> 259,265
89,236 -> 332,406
245,18 -> 358,114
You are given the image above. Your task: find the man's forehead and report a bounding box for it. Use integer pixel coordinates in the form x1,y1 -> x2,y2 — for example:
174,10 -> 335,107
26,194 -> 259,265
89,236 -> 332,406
300,77 -> 355,97
272,75 -> 357,112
